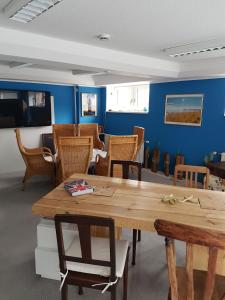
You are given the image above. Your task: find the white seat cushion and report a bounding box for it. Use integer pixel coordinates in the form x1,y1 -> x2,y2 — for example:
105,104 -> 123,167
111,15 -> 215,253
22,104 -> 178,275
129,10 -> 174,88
66,236 -> 129,278
43,155 -> 53,162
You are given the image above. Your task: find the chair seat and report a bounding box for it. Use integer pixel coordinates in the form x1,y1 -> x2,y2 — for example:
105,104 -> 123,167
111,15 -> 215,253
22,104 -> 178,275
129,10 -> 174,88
176,267 -> 225,300
66,236 -> 129,278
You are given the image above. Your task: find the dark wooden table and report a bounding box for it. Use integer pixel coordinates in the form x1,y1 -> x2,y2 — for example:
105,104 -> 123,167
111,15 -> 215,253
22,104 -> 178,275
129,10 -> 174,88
206,161 -> 225,179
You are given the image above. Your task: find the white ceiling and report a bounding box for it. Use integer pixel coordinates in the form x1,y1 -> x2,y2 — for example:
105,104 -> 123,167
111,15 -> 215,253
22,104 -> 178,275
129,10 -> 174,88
0,0 -> 225,85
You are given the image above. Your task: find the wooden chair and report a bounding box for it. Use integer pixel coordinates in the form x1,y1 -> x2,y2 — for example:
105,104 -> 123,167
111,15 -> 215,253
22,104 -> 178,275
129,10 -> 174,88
15,128 -> 55,190
52,124 -> 77,152
111,160 -> 142,266
77,123 -> 104,150
57,136 -> 93,182
133,126 -> 144,160
174,164 -> 210,189
95,135 -> 138,177
154,219 -> 225,300
55,214 -> 130,300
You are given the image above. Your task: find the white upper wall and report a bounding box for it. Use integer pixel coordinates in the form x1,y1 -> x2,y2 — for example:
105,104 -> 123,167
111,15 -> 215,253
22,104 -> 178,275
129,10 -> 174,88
0,0 -> 225,84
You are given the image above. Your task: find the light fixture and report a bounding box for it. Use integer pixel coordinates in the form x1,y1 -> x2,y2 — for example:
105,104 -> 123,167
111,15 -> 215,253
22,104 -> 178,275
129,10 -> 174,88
163,39 -> 225,58
97,34 -> 111,41
9,62 -> 33,69
169,45 -> 225,58
9,0 -> 63,23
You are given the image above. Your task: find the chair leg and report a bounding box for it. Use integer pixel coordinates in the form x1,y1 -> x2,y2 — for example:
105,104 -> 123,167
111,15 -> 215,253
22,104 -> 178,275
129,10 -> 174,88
132,229 -> 137,265
111,286 -> 116,300
61,283 -> 68,300
138,230 -> 141,242
123,250 -> 129,300
78,286 -> 83,295
22,171 -> 29,191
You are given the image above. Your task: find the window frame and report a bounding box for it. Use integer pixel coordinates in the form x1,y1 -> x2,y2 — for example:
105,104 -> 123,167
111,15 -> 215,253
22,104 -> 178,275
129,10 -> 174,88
106,82 -> 150,114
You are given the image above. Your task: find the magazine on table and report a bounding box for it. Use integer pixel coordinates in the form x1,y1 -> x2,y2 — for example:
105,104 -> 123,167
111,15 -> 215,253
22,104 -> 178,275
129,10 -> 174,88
64,179 -> 93,196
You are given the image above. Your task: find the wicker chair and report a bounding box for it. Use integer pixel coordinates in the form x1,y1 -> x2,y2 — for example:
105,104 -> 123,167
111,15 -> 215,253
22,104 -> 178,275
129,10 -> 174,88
133,126 -> 144,160
77,123 -> 104,150
57,136 -> 93,182
52,124 -> 77,152
95,135 -> 138,177
15,128 -> 55,190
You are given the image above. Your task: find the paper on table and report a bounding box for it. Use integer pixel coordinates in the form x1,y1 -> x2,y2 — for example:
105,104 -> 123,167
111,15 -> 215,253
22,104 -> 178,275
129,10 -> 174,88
93,186 -> 116,197
199,197 -> 225,211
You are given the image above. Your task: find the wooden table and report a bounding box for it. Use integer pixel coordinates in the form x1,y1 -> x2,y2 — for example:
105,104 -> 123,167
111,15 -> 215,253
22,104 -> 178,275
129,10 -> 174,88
32,173 -> 225,276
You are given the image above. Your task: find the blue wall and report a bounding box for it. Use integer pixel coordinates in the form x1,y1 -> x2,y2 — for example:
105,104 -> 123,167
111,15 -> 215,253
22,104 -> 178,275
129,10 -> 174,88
0,81 -> 104,125
104,78 -> 225,168
3,78 -> 225,169
0,81 -> 75,124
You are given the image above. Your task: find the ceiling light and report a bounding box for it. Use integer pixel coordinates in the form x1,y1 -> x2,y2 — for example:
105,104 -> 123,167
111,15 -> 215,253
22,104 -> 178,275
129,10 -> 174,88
97,34 -> 111,41
9,62 -> 33,69
168,45 -> 225,58
164,39 -> 225,58
9,0 -> 63,23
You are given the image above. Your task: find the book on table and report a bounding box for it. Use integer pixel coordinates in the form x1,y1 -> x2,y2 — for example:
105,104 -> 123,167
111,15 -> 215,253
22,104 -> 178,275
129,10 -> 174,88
64,179 -> 93,196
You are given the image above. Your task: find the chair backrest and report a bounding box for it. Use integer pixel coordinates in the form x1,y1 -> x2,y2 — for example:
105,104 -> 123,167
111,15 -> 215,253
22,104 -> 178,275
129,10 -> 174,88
15,128 -> 46,170
154,219 -> 225,300
53,124 -> 77,151
110,160 -> 142,181
108,135 -> 138,177
15,128 -> 26,154
78,123 -> 100,147
42,133 -> 55,154
58,136 -> 93,180
55,214 -> 116,280
15,128 -> 30,168
174,164 -> 210,189
133,126 -> 144,156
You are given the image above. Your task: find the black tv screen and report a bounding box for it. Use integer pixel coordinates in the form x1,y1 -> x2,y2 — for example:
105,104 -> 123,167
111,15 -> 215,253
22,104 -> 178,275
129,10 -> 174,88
0,91 -> 52,128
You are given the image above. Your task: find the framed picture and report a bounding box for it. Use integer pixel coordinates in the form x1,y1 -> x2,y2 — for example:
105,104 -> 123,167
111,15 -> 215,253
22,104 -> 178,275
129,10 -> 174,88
164,94 -> 204,126
81,93 -> 97,116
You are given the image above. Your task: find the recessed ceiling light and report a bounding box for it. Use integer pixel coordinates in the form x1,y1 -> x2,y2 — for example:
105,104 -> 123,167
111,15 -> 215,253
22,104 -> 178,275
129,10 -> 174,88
9,0 -> 63,23
168,45 -> 225,58
97,34 -> 111,41
9,62 -> 33,69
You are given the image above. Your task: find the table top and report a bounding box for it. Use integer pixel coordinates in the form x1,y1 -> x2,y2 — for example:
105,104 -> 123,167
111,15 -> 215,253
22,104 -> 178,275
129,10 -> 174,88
32,173 -> 225,233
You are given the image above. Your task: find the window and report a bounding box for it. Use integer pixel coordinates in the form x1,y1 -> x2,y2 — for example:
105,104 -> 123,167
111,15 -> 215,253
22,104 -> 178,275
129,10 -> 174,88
106,82 -> 150,113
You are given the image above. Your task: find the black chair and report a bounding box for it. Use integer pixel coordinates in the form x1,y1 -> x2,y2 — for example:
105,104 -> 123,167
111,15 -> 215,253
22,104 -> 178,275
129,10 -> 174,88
55,214 -> 130,300
42,133 -> 56,155
110,160 -> 142,266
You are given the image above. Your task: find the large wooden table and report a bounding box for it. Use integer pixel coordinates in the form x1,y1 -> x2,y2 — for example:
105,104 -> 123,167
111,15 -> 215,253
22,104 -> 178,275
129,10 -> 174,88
32,173 -> 225,275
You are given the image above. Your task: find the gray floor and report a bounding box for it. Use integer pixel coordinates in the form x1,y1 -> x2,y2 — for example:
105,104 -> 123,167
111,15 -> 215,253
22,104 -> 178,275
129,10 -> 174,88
0,170 -> 185,300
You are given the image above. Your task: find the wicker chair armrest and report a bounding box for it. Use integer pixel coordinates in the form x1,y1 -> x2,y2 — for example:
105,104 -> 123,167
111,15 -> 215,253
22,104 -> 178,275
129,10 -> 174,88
25,147 -> 52,155
43,151 -> 56,164
42,147 -> 52,154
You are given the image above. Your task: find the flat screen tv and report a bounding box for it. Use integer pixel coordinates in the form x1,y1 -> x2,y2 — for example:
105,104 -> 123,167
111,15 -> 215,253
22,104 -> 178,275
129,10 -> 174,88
0,90 -> 52,128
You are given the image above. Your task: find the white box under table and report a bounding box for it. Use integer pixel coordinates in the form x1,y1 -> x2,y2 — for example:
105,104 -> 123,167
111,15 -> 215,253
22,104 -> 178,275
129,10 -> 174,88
35,218 -> 76,280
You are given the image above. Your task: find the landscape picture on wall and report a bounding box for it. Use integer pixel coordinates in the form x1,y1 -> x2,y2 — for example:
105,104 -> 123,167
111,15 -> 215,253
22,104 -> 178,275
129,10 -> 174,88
81,93 -> 97,116
164,94 -> 203,126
